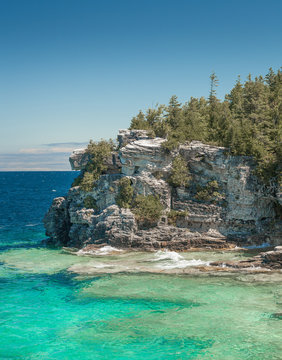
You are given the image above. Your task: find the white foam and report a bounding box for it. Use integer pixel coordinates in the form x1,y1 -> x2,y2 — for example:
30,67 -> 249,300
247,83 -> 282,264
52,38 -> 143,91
152,250 -> 209,269
153,250 -> 184,262
95,246 -> 123,255
77,245 -> 123,256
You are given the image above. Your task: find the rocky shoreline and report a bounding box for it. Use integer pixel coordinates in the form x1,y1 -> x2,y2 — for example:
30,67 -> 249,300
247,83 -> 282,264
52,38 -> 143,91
44,130 -> 282,262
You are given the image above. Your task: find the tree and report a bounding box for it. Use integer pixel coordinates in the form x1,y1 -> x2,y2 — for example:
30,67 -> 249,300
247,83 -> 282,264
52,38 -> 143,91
168,155 -> 191,187
165,95 -> 183,128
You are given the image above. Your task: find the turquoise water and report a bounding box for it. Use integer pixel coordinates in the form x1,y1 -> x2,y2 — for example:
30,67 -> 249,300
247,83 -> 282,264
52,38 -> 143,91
0,172 -> 281,359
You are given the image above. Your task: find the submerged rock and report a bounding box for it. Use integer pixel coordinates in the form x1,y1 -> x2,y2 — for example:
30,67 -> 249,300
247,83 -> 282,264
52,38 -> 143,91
44,129 -> 281,252
260,246 -> 282,268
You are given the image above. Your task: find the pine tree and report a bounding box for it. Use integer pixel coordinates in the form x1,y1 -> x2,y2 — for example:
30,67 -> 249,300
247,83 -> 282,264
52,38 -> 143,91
165,95 -> 182,129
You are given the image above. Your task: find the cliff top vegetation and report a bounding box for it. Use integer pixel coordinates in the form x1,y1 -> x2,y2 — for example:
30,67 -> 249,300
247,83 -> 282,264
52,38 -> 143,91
129,68 -> 282,183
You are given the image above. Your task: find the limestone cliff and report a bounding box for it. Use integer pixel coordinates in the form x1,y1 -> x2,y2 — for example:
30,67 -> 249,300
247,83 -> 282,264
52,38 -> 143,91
44,130 -> 281,249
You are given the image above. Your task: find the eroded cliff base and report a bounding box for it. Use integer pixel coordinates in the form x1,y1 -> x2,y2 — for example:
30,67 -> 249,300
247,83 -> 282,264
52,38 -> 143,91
44,130 -> 282,253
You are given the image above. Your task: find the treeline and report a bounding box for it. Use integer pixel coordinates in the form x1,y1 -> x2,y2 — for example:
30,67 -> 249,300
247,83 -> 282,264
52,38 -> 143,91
129,68 -> 282,182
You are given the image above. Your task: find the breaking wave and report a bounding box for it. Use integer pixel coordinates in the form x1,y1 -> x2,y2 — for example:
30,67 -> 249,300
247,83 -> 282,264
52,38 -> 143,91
77,245 -> 123,256
152,250 -> 210,269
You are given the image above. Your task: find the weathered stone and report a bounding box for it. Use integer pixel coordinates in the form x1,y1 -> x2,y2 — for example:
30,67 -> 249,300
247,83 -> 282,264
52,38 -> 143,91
261,247 -> 282,268
44,130 -> 281,251
117,129 -> 152,148
69,149 -> 89,170
43,197 -> 70,246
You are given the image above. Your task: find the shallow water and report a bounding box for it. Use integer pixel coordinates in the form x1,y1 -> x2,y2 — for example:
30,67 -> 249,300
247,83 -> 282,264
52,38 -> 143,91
0,172 -> 281,359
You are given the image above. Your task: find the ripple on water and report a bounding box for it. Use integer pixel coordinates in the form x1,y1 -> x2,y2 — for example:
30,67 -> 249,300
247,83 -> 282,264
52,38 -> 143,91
0,246 -> 282,359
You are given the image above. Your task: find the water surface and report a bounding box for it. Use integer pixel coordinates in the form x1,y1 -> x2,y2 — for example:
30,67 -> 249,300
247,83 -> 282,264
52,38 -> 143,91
0,172 -> 281,359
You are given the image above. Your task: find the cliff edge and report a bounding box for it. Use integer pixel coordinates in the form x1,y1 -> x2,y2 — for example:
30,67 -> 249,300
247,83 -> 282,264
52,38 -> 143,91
44,130 -> 282,250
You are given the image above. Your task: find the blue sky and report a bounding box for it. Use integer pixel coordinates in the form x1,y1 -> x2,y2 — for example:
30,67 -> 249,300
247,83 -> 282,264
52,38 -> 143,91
0,0 -> 281,170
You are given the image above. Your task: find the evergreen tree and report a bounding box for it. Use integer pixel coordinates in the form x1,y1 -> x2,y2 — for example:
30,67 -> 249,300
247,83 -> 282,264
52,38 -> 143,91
127,68 -> 281,182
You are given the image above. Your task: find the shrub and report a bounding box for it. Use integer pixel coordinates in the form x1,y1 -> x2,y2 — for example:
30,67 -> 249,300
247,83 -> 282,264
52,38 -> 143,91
72,173 -> 83,187
115,177 -> 134,208
72,139 -> 114,191
132,195 -> 163,224
167,209 -> 189,226
168,155 -> 191,188
195,180 -> 223,202
153,171 -> 164,180
83,195 -> 97,210
79,172 -> 96,192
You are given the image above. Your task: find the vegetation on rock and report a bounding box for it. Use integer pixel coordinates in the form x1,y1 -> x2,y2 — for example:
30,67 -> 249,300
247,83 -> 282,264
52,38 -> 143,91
83,195 -> 97,210
129,68 -> 282,182
115,177 -> 134,208
72,140 -> 114,191
132,195 -> 163,225
195,180 -> 224,203
167,209 -> 189,226
168,155 -> 191,188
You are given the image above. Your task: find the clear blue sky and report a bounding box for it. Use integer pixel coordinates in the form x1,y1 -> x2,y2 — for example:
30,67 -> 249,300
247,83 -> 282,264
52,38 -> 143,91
0,0 -> 281,170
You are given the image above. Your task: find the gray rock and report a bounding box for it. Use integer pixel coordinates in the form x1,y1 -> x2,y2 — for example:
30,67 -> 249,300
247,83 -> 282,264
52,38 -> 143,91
43,197 -> 70,246
69,149 -> 89,170
44,132 -> 281,250
117,129 -> 152,148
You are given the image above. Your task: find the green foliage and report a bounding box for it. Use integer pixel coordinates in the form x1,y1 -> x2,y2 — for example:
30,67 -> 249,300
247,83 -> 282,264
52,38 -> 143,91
195,180 -> 223,202
132,195 -> 163,224
86,139 -> 114,174
72,139 -> 114,191
115,177 -> 134,208
168,155 -> 191,188
80,172 -> 96,192
129,111 -> 150,130
167,209 -> 189,226
152,171 -> 164,180
128,68 -> 282,182
83,195 -> 97,210
72,173 -> 83,187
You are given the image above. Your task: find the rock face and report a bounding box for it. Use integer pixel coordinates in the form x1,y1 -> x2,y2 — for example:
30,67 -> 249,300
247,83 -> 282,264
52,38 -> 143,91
69,149 -> 90,171
44,129 -> 281,250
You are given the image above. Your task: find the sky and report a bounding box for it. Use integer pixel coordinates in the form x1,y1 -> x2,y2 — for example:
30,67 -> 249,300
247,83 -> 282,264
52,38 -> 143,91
0,0 -> 281,170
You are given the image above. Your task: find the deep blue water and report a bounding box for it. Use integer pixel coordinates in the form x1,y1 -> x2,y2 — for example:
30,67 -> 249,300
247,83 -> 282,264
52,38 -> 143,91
0,171 -> 77,250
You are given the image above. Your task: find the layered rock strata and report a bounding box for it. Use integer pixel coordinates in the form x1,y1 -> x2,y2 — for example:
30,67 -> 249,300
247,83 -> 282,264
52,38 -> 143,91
44,130 -> 281,250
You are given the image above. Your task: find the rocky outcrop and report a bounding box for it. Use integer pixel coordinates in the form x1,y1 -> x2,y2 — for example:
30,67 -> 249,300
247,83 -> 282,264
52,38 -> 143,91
69,149 -> 90,170
117,129 -> 152,148
210,246 -> 282,270
261,246 -> 282,268
44,129 -> 281,250
43,197 -> 70,246
69,149 -> 121,173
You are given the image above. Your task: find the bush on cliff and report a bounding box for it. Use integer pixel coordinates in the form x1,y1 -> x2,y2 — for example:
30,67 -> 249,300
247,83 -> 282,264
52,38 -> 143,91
168,155 -> 192,188
83,195 -> 98,210
132,195 -> 163,225
167,209 -> 189,226
115,177 -> 134,208
195,180 -> 224,203
72,139 -> 114,191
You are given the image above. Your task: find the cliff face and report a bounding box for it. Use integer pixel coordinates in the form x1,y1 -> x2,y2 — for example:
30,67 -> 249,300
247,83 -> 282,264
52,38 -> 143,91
44,130 -> 281,249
